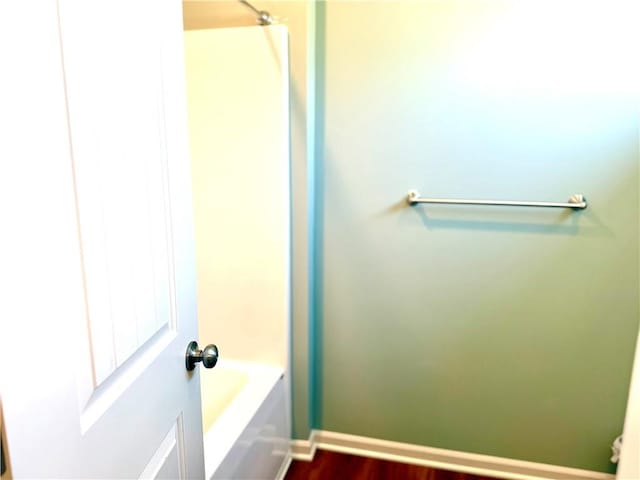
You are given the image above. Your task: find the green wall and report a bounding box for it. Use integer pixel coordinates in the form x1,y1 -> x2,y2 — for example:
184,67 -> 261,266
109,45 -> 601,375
312,0 -> 639,473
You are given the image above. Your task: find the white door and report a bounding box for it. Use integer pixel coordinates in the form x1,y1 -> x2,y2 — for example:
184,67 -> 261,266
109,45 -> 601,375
0,1 -> 206,478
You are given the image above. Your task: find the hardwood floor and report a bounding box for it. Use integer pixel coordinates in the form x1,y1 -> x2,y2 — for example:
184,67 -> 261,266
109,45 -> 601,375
285,450 -> 498,480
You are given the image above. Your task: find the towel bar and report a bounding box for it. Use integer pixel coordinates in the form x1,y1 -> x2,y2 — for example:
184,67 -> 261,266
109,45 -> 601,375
406,190 -> 587,210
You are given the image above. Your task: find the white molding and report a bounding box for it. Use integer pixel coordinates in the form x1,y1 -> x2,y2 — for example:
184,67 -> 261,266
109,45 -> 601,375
290,430 -> 318,461
291,430 -> 614,480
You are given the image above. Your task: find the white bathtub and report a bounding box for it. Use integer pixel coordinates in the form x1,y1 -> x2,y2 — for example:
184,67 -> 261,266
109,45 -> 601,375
200,360 -> 289,480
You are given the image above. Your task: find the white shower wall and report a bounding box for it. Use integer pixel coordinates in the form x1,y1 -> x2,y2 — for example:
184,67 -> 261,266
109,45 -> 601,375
184,25 -> 290,369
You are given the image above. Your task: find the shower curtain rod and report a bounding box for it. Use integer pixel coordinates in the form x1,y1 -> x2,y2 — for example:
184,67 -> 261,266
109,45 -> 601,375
238,0 -> 274,25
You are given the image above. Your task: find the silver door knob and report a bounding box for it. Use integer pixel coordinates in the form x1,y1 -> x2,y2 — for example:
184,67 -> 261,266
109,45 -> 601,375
185,341 -> 219,371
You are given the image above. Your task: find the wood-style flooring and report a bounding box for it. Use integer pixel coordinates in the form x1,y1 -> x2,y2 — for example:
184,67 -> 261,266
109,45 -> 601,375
285,450 -> 498,480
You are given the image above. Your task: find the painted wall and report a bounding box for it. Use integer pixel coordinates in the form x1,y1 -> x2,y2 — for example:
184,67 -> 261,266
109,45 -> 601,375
182,0 -> 315,438
314,0 -> 639,473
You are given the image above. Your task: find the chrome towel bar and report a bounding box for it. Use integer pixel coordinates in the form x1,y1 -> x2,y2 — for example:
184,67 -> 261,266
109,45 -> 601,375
407,190 -> 587,210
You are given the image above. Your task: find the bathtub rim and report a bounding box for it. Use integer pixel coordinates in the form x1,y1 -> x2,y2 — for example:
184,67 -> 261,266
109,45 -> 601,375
200,359 -> 285,479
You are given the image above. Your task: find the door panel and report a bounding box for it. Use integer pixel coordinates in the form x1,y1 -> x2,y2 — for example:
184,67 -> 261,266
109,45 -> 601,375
0,1 -> 205,478
139,417 -> 187,480
59,0 -> 176,385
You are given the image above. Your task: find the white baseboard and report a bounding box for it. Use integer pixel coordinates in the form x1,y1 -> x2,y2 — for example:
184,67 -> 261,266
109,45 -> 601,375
290,430 -> 615,480
289,430 -> 318,461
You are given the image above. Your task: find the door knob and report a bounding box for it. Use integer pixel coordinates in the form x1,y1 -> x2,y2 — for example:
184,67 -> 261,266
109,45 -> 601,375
185,341 -> 219,371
